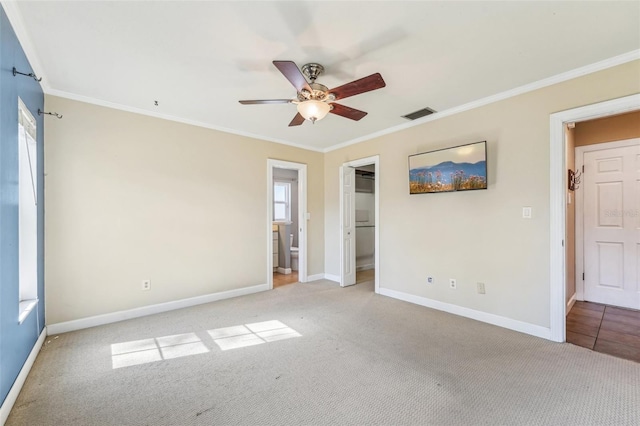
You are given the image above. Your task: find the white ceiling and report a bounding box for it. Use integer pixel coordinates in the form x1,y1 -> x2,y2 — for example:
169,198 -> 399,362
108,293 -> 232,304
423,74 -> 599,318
7,1 -> 640,151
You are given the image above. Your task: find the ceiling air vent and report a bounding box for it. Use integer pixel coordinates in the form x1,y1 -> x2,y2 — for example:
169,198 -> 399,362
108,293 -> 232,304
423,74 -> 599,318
402,107 -> 437,120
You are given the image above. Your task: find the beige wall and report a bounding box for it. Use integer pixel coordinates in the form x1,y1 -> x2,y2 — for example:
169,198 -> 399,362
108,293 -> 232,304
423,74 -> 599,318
44,96 -> 324,324
575,110 -> 640,146
324,61 -> 640,328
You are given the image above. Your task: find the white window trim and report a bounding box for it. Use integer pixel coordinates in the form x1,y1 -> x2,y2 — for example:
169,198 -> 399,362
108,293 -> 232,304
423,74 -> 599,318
18,299 -> 38,324
273,181 -> 291,222
18,98 -> 38,324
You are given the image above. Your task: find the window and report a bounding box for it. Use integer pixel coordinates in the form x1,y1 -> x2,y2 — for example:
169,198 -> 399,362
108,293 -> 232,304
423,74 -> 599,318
18,99 -> 38,323
273,181 -> 291,221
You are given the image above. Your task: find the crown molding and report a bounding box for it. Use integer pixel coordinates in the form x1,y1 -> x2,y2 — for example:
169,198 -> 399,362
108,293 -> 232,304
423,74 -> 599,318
323,49 -> 640,153
46,89 -> 326,153
45,48 -> 640,155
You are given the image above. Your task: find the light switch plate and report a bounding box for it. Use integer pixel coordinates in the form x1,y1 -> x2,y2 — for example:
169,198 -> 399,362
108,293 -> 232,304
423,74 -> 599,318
522,207 -> 532,219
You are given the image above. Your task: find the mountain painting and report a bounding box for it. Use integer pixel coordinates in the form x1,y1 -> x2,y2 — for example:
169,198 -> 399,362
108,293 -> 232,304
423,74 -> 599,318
409,141 -> 487,194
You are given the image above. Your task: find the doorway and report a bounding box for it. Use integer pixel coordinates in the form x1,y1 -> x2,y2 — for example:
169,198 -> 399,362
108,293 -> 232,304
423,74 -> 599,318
267,159 -> 308,290
549,93 -> 640,343
566,134 -> 640,362
339,155 -> 380,293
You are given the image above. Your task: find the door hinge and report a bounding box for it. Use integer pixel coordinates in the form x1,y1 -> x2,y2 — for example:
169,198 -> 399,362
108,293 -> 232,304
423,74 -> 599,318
582,165 -> 584,173
582,272 -> 585,281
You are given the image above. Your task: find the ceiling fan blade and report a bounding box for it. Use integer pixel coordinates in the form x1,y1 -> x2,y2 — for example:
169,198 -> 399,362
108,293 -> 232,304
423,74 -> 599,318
329,73 -> 386,100
329,103 -> 368,121
239,99 -> 292,105
273,60 -> 312,93
288,112 -> 306,127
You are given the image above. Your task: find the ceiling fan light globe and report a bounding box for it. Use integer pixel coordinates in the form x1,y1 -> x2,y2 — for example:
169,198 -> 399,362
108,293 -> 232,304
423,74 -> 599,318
297,100 -> 330,122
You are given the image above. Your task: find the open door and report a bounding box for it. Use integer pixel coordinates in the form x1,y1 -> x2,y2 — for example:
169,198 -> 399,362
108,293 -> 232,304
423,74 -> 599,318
341,166 -> 356,287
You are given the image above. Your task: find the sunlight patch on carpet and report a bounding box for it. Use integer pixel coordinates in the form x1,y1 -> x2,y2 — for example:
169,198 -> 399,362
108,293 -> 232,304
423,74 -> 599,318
110,321 -> 300,368
209,320 -> 301,350
111,332 -> 209,369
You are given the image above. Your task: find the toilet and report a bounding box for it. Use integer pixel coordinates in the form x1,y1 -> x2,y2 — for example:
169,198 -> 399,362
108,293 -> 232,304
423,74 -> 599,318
289,234 -> 299,271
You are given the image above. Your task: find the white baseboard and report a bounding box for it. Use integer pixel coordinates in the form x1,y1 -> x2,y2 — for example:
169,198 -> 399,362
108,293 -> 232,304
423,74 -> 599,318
277,267 -> 292,275
324,273 -> 340,283
306,273 -> 325,282
305,273 -> 340,283
378,288 -> 552,341
47,283 -> 269,335
566,293 -> 577,314
356,264 -> 374,271
0,328 -> 47,425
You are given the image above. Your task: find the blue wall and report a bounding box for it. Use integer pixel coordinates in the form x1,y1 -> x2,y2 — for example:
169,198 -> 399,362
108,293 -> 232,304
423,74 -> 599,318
0,5 -> 45,407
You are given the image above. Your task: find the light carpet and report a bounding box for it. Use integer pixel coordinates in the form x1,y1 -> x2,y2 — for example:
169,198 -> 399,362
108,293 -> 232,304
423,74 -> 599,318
7,279 -> 639,425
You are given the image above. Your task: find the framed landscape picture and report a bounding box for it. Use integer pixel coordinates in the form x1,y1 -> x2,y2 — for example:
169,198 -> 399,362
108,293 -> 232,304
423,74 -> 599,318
408,141 -> 487,194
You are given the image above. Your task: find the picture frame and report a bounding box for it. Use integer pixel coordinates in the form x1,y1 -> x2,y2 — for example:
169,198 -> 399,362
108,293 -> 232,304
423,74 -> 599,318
408,141 -> 487,194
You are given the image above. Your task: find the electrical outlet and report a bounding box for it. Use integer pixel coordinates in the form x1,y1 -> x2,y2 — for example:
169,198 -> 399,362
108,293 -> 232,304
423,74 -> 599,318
142,280 -> 151,291
427,276 -> 433,284
449,278 -> 457,289
477,282 -> 486,294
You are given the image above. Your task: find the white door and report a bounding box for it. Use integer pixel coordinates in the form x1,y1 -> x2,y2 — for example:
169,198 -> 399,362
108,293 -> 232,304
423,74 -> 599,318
341,166 -> 356,287
583,142 -> 640,309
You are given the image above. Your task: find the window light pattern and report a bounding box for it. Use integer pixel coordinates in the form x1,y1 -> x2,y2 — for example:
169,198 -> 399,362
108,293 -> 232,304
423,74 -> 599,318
111,332 -> 208,369
208,320 -> 301,351
110,321 -> 301,369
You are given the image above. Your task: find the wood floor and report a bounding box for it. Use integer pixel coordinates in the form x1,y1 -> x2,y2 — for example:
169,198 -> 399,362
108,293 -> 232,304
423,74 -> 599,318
273,269 -> 375,289
273,271 -> 298,288
356,269 -> 375,284
566,301 -> 640,363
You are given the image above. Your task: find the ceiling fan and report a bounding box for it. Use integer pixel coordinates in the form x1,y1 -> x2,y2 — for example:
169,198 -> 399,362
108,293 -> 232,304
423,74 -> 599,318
239,61 -> 386,126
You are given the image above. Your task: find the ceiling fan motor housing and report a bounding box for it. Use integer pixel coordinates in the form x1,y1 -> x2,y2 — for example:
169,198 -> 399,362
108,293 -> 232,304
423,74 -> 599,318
297,82 -> 332,102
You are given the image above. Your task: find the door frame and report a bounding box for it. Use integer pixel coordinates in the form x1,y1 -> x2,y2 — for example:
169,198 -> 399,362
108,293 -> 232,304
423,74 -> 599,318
339,155 -> 380,293
267,159 -> 308,289
548,93 -> 639,342
575,138 -> 640,303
